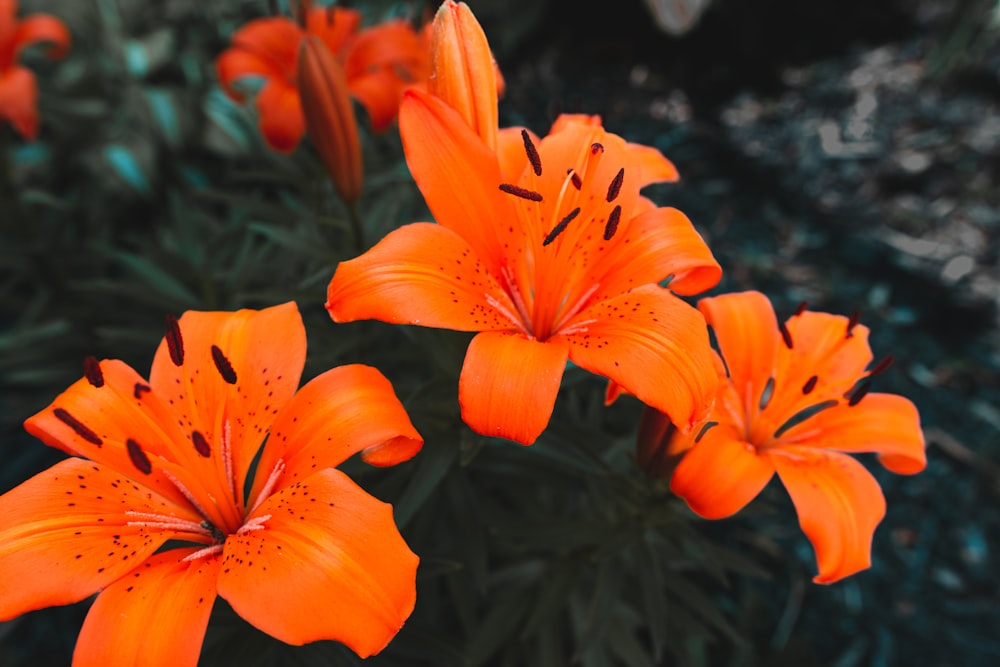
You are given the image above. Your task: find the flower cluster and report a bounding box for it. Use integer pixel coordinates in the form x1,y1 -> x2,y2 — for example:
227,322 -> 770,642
0,0 -> 70,140
0,0 -> 928,664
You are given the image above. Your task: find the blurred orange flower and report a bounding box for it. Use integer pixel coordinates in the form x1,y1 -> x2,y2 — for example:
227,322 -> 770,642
0,0 -> 70,140
217,5 -> 428,152
327,87 -> 721,445
0,302 -> 422,664
661,291 -> 926,583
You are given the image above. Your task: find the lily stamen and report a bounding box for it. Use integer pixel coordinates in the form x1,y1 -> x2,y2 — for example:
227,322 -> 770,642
551,283 -> 600,334
247,460 -> 286,517
542,207 -> 581,246
181,544 -> 225,562
125,511 -> 213,537
237,514 -> 272,536
521,129 -> 542,176
499,183 -> 543,201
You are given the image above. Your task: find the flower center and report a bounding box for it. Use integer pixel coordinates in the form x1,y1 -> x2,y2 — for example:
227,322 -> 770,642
742,305 -> 894,449
495,130 -> 627,341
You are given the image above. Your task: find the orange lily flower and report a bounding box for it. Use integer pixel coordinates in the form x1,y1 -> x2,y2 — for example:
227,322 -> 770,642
0,0 -> 70,141
660,290 -> 926,583
217,5 -> 428,152
0,302 -> 423,664
326,87 -> 721,445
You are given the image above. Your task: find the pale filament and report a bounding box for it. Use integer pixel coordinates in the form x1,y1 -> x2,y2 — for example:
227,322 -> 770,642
163,468 -> 216,528
501,265 -> 533,330
246,460 -> 285,517
237,514 -> 271,536
485,293 -> 529,337
125,511 -> 213,537
551,283 -> 600,335
181,543 -> 224,562
221,418 -> 236,506
557,318 -> 596,337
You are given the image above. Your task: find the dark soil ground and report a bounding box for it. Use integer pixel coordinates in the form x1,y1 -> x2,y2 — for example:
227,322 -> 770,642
494,0 -> 1000,664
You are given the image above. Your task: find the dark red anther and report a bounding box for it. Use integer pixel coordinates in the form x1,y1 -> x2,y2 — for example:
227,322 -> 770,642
802,375 -> 818,394
499,183 -> 543,201
869,355 -> 894,377
604,205 -> 622,241
542,207 -> 581,246
590,142 -> 604,155
570,171 -> 582,190
126,438 -> 152,475
847,379 -> 871,406
779,321 -> 794,349
522,130 -> 542,176
846,309 -> 861,338
211,345 -> 238,385
694,421 -> 718,443
54,408 -> 103,446
606,168 -> 624,202
191,430 -> 211,457
165,314 -> 184,366
794,301 -> 808,316
83,356 -> 104,388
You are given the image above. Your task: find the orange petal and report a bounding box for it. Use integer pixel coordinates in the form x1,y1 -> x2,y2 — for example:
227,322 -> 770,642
549,114 -> 603,133
346,20 -> 424,74
215,48 -> 283,101
670,423 -> 775,518
779,310 -> 872,395
230,17 -> 301,79
768,447 -> 886,583
591,206 -> 720,302
326,222 -> 515,332
399,87 -> 516,276
13,13 -> 70,59
427,0 -> 499,150
306,6 -> 362,55
255,79 -> 306,152
698,291 -> 780,420
148,302 -> 306,518
0,0 -> 12,29
0,458 -> 200,621
344,20 -> 426,131
74,548 -> 222,667
496,125 -> 537,180
23,358 -> 222,515
217,468 -> 418,656
459,331 -> 568,445
0,66 -> 38,140
564,285 -> 718,433
788,393 -> 926,474
249,364 -> 422,503
299,35 -> 362,203
348,68 -> 405,131
624,141 -> 679,185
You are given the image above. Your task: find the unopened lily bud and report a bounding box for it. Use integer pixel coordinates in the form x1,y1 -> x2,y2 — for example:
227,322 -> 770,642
427,0 -> 499,150
298,35 -> 362,204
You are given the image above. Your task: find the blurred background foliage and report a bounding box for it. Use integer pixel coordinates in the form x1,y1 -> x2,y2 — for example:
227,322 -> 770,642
2,0 -> 1000,665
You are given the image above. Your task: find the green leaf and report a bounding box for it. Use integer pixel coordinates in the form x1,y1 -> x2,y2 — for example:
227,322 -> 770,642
101,249 -> 199,307
394,437 -> 458,528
